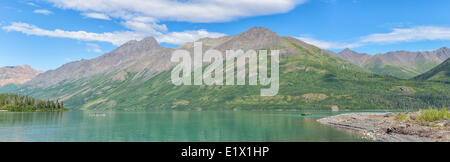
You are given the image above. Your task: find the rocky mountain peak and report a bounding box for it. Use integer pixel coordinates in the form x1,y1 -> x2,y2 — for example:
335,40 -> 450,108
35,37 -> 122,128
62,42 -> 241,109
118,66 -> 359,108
434,47 -> 450,60
437,46 -> 449,53
15,64 -> 33,70
0,65 -> 43,86
240,27 -> 279,38
339,48 -> 358,55
438,46 -> 449,50
336,48 -> 371,66
118,36 -> 161,51
140,37 -> 160,47
244,27 -> 274,33
211,27 -> 286,50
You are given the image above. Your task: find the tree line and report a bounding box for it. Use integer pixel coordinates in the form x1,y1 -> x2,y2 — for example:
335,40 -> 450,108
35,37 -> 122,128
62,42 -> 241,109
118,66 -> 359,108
0,93 -> 66,112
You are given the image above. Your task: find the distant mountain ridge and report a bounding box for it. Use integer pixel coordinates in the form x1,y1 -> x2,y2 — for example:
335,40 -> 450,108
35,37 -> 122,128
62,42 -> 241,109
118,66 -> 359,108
336,47 -> 450,79
414,58 -> 450,82
1,27 -> 448,111
27,27 -> 334,88
0,65 -> 43,87
28,37 -> 174,87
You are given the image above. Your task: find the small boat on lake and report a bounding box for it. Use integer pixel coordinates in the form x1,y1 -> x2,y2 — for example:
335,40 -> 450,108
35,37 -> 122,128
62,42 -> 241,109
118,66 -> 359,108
301,113 -> 312,117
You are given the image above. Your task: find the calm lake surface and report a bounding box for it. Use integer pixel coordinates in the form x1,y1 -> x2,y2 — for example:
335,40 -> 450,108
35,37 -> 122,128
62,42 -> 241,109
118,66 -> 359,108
0,111 -> 369,142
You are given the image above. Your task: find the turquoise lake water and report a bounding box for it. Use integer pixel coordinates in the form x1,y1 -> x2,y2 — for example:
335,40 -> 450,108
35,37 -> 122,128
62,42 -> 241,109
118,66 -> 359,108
0,111 -> 369,142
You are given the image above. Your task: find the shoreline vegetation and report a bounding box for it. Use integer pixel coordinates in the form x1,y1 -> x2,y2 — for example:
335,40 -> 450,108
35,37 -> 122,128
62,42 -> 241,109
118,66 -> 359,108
317,108 -> 450,142
0,94 -> 68,112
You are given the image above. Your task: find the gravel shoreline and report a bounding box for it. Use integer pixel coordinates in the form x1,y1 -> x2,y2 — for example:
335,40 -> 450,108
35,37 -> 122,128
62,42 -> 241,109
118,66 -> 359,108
317,113 -> 450,142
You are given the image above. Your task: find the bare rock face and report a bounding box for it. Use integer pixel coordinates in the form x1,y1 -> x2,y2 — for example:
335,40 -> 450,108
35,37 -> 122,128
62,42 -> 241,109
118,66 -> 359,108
0,65 -> 43,86
301,93 -> 328,102
331,105 -> 339,112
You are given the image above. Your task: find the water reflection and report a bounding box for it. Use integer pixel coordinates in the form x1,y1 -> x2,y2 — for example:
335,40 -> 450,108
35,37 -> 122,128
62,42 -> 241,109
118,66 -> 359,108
0,111 -> 366,142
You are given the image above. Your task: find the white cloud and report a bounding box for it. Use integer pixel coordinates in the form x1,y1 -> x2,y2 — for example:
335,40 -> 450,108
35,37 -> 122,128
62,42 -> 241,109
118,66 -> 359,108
297,37 -> 361,49
27,2 -> 39,7
86,43 -> 102,53
5,0 -> 305,47
33,9 -> 53,15
2,22 -> 140,46
299,26 -> 450,50
82,12 -> 111,20
122,19 -> 168,34
2,22 -> 227,46
157,29 -> 227,45
46,0 -> 306,23
361,26 -> 450,44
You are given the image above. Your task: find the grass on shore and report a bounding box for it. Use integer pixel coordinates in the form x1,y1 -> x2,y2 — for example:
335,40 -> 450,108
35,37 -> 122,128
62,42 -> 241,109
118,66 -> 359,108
395,107 -> 449,125
395,113 -> 410,122
417,108 -> 448,122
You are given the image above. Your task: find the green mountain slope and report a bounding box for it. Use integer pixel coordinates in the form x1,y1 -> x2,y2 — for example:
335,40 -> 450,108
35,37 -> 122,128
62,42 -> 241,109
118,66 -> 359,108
1,28 -> 449,111
336,48 -> 449,79
361,59 -> 439,79
414,58 -> 450,82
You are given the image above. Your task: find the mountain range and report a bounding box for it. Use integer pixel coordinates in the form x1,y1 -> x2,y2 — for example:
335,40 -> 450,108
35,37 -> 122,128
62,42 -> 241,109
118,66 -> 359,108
0,65 -> 43,87
0,27 -> 448,111
336,47 -> 450,79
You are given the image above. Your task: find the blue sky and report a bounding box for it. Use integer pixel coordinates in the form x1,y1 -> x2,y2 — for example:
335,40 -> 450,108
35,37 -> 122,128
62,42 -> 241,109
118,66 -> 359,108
1,0 -> 450,71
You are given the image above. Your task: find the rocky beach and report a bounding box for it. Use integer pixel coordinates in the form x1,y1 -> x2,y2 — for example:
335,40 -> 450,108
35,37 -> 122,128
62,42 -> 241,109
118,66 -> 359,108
318,112 -> 450,142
